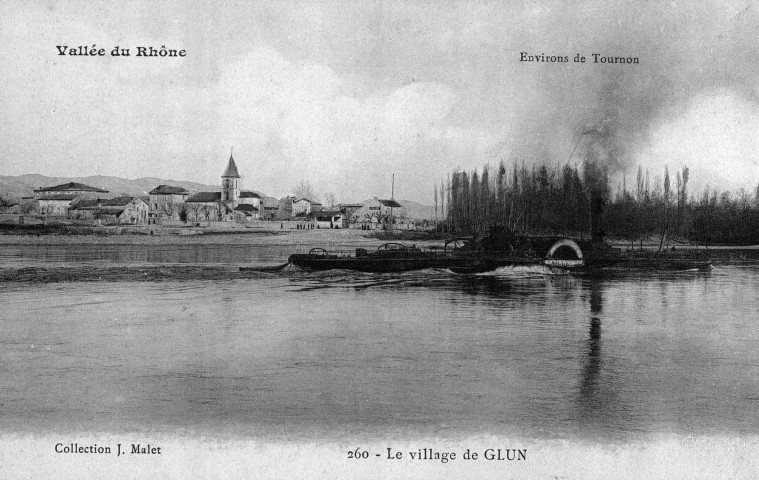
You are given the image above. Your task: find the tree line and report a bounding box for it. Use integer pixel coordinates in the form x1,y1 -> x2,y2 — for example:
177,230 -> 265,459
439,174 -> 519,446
436,160 -> 759,245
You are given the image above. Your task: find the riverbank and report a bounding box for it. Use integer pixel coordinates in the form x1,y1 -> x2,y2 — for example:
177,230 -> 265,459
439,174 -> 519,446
2,220 -> 759,260
0,226 -> 387,248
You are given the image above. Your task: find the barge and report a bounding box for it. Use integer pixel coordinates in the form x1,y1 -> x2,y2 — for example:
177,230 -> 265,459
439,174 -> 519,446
285,242 -> 519,273
283,231 -> 711,274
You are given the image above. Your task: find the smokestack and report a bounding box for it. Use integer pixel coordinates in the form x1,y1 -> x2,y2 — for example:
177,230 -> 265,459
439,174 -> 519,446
590,195 -> 606,242
583,154 -> 609,243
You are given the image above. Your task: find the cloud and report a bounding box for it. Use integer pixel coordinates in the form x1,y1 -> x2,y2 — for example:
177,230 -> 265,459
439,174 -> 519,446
206,48 -> 496,201
639,91 -> 759,194
2,0 -> 759,203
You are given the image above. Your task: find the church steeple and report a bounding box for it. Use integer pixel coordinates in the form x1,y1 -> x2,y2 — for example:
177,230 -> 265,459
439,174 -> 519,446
221,149 -> 240,204
222,151 -> 241,178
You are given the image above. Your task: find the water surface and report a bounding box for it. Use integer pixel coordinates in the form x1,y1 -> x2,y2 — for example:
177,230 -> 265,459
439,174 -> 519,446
2,243 -> 758,441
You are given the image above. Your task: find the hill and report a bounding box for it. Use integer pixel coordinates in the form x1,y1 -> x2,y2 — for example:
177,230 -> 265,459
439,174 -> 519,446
396,199 -> 436,220
0,174 -> 221,200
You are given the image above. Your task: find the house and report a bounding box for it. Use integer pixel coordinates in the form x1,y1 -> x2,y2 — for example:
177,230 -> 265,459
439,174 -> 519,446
338,203 -> 364,225
377,198 -> 402,210
272,196 -> 295,220
234,203 -> 259,221
352,198 -> 404,229
93,196 -> 149,224
33,182 -> 109,217
233,191 -> 261,221
68,198 -> 107,220
37,194 -> 78,217
263,205 -> 279,221
292,198 -> 322,217
148,185 -> 190,223
309,209 -> 346,229
184,191 -> 227,222
239,191 -> 261,209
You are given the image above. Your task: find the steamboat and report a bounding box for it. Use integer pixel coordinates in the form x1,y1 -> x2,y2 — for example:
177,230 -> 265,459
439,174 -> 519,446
284,227 -> 711,274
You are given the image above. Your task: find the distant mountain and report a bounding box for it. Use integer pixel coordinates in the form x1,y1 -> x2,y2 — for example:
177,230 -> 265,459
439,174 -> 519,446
0,174 -> 221,200
391,199 -> 435,220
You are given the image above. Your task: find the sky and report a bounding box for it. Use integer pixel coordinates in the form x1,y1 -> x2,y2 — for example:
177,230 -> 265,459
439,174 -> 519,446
1,0 -> 758,203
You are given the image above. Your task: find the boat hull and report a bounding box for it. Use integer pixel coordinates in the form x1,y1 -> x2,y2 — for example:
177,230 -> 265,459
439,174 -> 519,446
287,252 -> 545,273
287,253 -> 472,272
283,240 -> 712,274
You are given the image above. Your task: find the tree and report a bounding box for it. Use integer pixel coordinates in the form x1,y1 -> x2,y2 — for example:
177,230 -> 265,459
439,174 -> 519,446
470,170 -> 480,233
445,178 -> 452,232
324,192 -> 338,208
659,166 -> 671,250
480,165 -> 491,233
496,161 -> 507,225
186,204 -> 201,223
293,180 -> 318,201
161,202 -> 176,220
21,200 -> 36,214
738,188 -> 751,212
675,171 -> 682,235
678,166 -> 690,236
440,179 -> 446,220
433,184 -> 438,226
664,166 -> 671,203
200,205 -> 211,222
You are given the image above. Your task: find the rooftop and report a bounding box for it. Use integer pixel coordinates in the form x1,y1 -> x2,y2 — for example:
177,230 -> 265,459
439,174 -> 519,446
235,204 -> 259,212
149,185 -> 189,195
240,191 -> 261,198
70,199 -> 103,210
222,154 -> 241,178
186,191 -> 222,203
34,182 -> 108,193
378,199 -> 402,208
308,210 -> 343,218
103,196 -> 140,206
95,207 -> 125,216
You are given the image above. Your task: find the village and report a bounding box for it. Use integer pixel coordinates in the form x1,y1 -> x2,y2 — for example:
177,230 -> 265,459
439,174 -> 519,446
0,153 -> 427,232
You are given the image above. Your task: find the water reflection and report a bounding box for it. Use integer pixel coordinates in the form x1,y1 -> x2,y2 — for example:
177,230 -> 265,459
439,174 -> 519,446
576,279 -> 620,435
579,280 -> 603,412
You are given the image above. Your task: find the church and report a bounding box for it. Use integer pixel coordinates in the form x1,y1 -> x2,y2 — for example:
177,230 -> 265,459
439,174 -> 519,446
184,153 -> 262,222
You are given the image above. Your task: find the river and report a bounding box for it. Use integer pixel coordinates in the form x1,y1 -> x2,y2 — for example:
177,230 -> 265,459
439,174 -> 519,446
1,242 -> 758,441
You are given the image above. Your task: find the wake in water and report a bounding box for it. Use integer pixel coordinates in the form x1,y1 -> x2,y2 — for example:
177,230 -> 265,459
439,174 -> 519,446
472,264 -> 571,277
4,261 -> 714,286
0,265 -> 276,284
0,260 -> 579,285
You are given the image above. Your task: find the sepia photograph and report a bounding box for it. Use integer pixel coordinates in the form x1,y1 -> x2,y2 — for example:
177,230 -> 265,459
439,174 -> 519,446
1,0 -> 758,478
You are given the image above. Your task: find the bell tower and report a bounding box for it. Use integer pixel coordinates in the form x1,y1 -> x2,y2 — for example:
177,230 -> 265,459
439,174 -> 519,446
221,150 -> 241,205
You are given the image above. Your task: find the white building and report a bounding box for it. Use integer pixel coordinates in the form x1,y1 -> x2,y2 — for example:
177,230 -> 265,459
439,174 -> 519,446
33,182 -> 109,217
148,185 -> 190,223
292,198 -> 322,217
